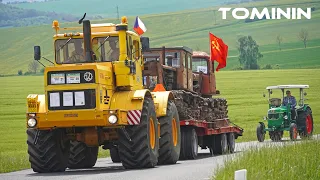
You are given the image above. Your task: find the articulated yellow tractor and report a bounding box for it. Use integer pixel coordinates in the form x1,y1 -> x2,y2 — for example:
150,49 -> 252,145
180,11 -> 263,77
26,17 -> 180,172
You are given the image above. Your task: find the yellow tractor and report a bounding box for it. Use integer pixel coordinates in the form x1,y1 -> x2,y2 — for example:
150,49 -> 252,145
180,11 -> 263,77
26,16 -> 180,172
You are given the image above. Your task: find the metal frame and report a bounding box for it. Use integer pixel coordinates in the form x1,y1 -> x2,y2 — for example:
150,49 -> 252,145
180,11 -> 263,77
266,85 -> 309,106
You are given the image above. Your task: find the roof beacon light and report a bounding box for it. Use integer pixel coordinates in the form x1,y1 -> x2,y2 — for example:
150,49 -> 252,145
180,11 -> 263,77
121,16 -> 128,24
52,20 -> 60,34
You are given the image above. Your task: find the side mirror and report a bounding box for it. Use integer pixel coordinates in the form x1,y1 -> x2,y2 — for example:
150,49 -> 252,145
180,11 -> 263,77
34,46 -> 41,61
270,90 -> 273,94
140,37 -> 150,52
304,92 -> 307,96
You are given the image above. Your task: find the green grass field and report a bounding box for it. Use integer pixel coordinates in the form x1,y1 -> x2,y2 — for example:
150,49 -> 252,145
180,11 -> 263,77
0,69 -> 319,173
214,140 -> 320,180
1,0 -> 320,75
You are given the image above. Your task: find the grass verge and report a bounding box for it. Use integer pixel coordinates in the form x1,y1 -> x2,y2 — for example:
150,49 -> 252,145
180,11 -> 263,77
213,139 -> 320,180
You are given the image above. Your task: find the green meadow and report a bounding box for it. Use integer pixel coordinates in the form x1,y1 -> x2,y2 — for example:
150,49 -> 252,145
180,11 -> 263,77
0,69 -> 319,172
1,0 -> 320,75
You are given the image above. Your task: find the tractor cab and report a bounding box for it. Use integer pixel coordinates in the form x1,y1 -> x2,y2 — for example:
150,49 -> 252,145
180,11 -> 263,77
192,51 -> 218,97
257,85 -> 313,142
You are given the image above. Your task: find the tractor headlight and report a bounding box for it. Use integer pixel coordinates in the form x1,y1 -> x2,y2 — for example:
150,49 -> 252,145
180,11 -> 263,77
27,118 -> 37,128
284,115 -> 288,120
108,115 -> 118,124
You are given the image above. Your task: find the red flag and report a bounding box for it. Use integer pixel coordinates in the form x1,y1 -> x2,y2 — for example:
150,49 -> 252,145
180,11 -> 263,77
209,32 -> 228,71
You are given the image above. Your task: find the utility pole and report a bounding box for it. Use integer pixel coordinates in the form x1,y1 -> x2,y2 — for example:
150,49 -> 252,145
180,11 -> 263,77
116,6 -> 119,21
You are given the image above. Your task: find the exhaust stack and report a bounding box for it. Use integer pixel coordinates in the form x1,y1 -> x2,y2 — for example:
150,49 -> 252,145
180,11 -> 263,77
83,20 -> 93,62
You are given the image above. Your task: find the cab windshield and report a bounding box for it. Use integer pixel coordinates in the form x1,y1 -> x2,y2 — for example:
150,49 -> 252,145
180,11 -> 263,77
192,57 -> 208,74
55,37 -> 119,64
92,36 -> 119,62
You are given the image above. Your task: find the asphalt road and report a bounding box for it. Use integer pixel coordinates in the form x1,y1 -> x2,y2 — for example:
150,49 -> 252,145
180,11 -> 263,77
1,136 -> 318,180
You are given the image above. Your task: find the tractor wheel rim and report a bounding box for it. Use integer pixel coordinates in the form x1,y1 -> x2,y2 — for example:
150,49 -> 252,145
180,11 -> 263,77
149,118 -> 155,149
306,115 -> 312,134
172,118 -> 178,146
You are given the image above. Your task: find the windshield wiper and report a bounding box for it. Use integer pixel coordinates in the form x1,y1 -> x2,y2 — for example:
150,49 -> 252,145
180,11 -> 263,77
56,38 -> 72,52
95,36 -> 110,52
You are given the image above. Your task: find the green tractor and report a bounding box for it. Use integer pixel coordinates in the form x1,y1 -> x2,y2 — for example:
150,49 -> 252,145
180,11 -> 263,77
257,85 -> 314,142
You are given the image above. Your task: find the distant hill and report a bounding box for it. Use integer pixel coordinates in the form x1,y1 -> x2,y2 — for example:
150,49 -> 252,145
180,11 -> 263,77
0,3 -> 81,27
0,0 -> 319,75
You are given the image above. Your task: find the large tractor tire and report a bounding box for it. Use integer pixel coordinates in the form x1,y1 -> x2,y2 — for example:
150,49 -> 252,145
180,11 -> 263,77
298,108 -> 314,138
158,101 -> 181,165
67,141 -> 98,169
27,129 -> 70,173
110,146 -> 121,163
180,128 -> 198,160
289,123 -> 298,141
212,133 -> 228,155
227,133 -> 235,153
118,97 -> 159,169
256,123 -> 265,142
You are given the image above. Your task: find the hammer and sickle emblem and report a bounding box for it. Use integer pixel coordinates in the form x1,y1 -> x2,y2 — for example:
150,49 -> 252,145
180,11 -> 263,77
211,40 -> 220,52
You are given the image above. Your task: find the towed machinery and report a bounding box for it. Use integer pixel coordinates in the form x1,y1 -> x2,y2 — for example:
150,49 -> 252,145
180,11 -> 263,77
26,17 -> 179,172
143,48 -> 243,158
256,85 -> 313,142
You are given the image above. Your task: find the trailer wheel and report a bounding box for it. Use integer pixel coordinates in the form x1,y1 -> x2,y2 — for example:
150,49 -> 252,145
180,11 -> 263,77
68,141 -> 98,169
118,97 -> 159,169
289,123 -> 298,141
256,123 -> 265,142
298,108 -> 313,138
158,101 -> 181,165
227,133 -> 235,153
180,128 -> 198,159
27,129 -> 70,173
110,146 -> 121,163
212,133 -> 228,155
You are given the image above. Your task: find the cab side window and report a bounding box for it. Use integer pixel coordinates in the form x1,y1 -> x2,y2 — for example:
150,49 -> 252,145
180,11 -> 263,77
133,40 -> 140,60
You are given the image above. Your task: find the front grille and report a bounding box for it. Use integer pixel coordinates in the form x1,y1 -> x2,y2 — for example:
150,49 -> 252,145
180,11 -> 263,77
268,113 -> 279,120
48,89 -> 96,110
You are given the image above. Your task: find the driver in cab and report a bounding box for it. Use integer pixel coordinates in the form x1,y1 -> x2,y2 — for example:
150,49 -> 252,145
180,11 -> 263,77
283,90 -> 297,119
69,41 -> 84,62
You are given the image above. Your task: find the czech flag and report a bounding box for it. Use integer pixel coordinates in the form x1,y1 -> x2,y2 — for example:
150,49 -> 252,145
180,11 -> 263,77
133,16 -> 147,35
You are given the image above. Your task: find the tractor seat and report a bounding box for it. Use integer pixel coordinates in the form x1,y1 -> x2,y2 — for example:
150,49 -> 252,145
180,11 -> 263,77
269,98 -> 282,107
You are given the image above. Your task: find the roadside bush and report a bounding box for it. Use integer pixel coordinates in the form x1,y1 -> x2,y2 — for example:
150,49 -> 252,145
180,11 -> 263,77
17,70 -> 23,75
262,64 -> 273,69
24,71 -> 33,76
232,66 -> 243,70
